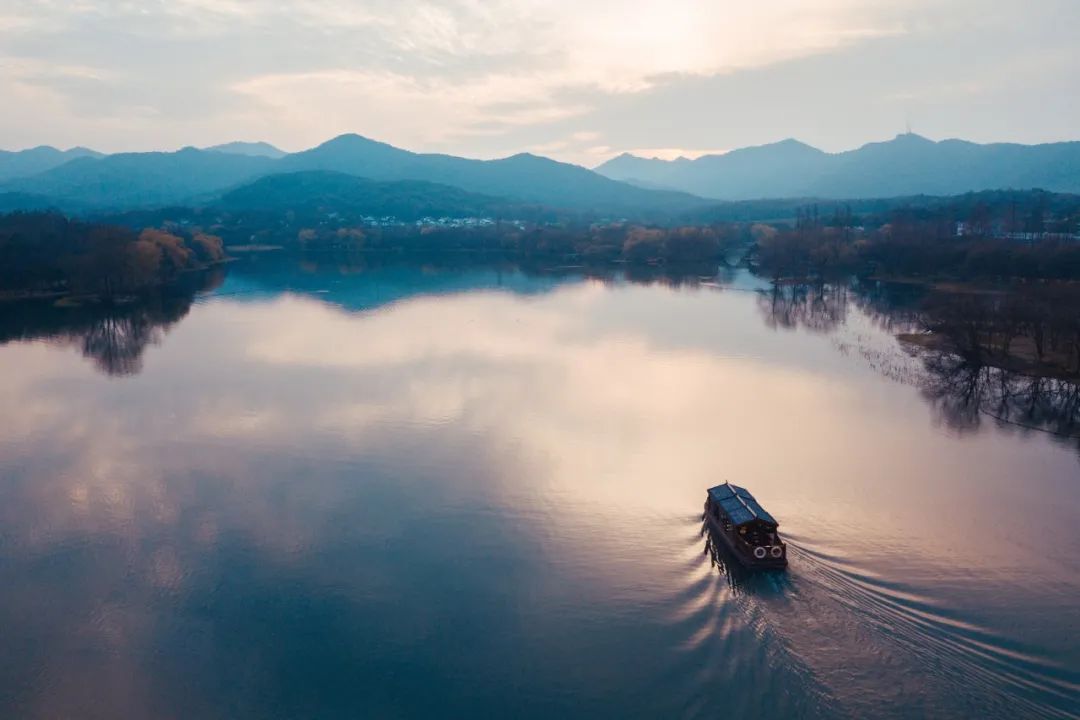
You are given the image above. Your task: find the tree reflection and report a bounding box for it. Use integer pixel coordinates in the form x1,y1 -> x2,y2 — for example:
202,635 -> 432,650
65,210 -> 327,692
621,262 -> 739,288
921,351 -> 1080,449
757,278 -> 927,336
74,306 -> 177,376
849,280 -> 925,335
756,282 -> 849,333
0,268 -> 223,376
750,275 -> 1080,454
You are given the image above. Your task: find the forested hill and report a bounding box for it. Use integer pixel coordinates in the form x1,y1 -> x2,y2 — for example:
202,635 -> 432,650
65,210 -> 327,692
273,134 -> 705,216
217,171 -> 542,221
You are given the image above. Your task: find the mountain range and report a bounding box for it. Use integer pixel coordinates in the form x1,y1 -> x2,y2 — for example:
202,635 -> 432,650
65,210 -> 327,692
2,148 -> 277,209
0,134 -> 701,218
1,133 -> 1079,218
272,135 -> 701,216
595,134 -> 1080,200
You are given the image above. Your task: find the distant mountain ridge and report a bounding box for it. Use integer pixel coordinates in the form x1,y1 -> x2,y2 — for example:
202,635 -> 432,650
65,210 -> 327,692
0,146 -> 103,182
3,148 -> 276,209
205,141 -> 286,159
595,134 -> 1080,200
0,134 -> 705,218
275,134 -> 703,215
4,133 -> 1080,217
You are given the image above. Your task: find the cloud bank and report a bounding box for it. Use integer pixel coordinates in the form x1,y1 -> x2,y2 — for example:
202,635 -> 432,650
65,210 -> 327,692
0,0 -> 1077,164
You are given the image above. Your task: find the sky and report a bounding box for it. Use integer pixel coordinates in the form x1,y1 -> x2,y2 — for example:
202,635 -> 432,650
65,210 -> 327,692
0,0 -> 1077,166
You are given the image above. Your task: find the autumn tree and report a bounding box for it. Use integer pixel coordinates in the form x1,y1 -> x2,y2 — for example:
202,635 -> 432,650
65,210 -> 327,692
622,227 -> 666,264
190,232 -> 226,263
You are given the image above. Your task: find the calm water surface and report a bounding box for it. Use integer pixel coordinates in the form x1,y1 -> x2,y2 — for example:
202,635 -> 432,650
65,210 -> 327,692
1,260 -> 1078,719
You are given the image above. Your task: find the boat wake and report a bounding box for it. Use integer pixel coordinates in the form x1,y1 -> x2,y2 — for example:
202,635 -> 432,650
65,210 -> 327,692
647,517 -> 839,719
648,514 -> 1079,720
783,534 -> 1080,720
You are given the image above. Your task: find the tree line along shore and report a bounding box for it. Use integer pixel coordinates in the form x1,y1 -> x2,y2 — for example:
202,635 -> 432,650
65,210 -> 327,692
2,191 -> 1078,379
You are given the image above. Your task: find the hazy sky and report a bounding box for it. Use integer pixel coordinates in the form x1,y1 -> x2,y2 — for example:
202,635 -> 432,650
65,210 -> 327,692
1,0 -> 1077,165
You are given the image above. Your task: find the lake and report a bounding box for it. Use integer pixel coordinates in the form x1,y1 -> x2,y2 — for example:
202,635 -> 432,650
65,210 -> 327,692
1,258 -> 1077,719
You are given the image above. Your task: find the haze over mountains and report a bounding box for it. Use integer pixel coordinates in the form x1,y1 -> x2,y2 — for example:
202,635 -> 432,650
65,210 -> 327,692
595,134 -> 1080,200
1,133 -> 1078,219
205,141 -> 287,159
0,146 -> 103,182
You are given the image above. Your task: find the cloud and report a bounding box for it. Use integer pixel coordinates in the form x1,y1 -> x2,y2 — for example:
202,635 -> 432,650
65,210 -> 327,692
231,67 -> 594,149
0,0 -> 1077,162
0,1 -> 913,149
221,0 -> 913,151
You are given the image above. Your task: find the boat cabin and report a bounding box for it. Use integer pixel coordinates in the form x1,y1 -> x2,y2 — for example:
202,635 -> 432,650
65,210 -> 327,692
705,482 -> 786,567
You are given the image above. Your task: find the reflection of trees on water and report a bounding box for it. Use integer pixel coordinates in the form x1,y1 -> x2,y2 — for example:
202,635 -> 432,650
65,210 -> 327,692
756,282 -> 849,333
921,352 -> 1080,450
757,279 -> 928,335
849,280 -> 925,335
621,262 -> 740,288
0,269 -> 223,377
755,277 -> 1080,453
70,307 -> 178,376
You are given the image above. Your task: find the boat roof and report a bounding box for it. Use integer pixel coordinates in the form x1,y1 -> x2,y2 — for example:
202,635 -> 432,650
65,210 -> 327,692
707,482 -> 778,527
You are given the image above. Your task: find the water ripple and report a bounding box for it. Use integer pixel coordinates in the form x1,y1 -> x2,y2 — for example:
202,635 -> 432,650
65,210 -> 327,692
786,538 -> 1080,719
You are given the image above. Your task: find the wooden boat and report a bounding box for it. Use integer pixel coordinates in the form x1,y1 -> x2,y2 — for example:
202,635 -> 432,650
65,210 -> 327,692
703,482 -> 787,569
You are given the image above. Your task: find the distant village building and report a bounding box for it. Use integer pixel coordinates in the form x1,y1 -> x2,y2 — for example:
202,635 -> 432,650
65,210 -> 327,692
956,220 -> 1079,243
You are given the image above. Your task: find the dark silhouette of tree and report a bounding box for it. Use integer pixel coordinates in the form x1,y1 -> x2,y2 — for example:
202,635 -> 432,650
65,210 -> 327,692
918,286 -> 1080,376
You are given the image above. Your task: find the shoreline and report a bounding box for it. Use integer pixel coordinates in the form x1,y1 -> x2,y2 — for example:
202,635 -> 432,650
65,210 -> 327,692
0,258 -> 231,306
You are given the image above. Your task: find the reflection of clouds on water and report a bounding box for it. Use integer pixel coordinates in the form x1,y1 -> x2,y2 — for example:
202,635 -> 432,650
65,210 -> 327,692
215,289 -> 876,521
0,273 -> 1078,718
0,285 -> 835,717
3,281 -> 1078,567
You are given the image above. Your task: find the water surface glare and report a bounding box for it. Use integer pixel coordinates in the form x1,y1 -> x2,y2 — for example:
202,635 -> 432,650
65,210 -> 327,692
0,263 -> 1077,719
